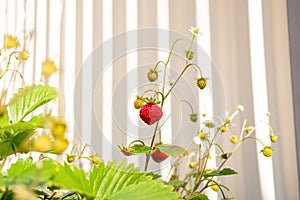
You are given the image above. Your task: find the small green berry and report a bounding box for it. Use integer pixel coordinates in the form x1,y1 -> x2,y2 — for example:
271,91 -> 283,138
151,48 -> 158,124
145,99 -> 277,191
189,113 -> 198,122
196,77 -> 207,90
147,68 -> 158,82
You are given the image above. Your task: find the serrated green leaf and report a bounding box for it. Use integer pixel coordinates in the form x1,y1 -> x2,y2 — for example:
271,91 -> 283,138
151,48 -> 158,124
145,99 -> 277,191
166,180 -> 187,188
8,85 -> 57,123
146,172 -> 161,180
52,162 -> 91,197
204,168 -> 237,179
51,160 -> 180,200
0,115 -> 47,158
0,158 -> 55,187
129,144 -> 152,154
156,145 -> 187,157
191,194 -> 209,200
92,160 -> 150,198
7,157 -> 34,177
1,114 -> 46,134
109,180 -> 181,200
0,108 -> 9,128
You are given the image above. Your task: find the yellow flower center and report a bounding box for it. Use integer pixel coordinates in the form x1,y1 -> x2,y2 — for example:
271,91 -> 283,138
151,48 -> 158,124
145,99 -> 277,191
198,133 -> 207,140
193,28 -> 199,35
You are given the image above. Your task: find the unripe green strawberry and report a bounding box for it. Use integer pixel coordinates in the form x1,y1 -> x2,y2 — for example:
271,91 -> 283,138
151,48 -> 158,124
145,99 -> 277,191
189,113 -> 198,122
221,125 -> 227,132
211,184 -> 219,192
196,77 -> 207,90
185,50 -> 194,60
261,146 -> 273,157
67,154 -> 75,163
90,154 -> 101,164
151,147 -> 168,163
134,96 -> 144,109
230,136 -> 237,144
147,68 -> 158,82
270,133 -> 278,143
139,103 -> 163,125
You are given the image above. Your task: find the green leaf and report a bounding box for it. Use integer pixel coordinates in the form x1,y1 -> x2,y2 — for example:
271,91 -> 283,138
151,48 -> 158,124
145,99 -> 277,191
129,144 -> 152,154
156,145 -> 187,157
52,160 -> 181,200
109,180 -> 181,200
8,85 -> 57,123
0,109 -> 9,128
166,180 -> 187,188
146,172 -> 161,180
0,158 -> 55,187
0,115 -> 47,158
7,157 -> 34,177
191,194 -> 209,200
53,162 -> 91,197
1,114 -> 46,134
204,168 -> 237,179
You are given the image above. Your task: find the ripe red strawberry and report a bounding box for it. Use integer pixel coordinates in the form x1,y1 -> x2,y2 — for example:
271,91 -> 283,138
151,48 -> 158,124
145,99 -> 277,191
139,103 -> 163,125
151,148 -> 168,163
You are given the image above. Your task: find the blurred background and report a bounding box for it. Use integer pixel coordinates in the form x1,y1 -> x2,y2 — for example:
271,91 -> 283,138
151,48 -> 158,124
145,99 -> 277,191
0,0 -> 298,199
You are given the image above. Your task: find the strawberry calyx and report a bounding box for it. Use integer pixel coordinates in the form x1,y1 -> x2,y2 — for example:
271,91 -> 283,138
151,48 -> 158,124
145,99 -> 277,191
119,140 -> 151,156
143,97 -> 161,105
118,145 -> 133,156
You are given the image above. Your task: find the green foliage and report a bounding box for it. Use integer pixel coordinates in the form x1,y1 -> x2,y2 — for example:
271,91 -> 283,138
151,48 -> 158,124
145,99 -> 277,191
156,145 -> 186,157
166,180 -> 188,189
190,194 -> 209,200
52,160 -> 180,200
129,144 -> 152,154
0,85 -> 57,159
0,114 -> 48,158
109,180 -> 181,200
0,158 -> 55,187
203,168 -> 237,179
0,158 -> 181,199
0,109 -> 9,128
8,84 -> 57,123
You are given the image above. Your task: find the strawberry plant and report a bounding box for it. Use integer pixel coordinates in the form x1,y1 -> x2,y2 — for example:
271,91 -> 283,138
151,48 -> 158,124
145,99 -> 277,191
117,27 -> 279,199
0,27 -> 279,200
0,33 -> 182,199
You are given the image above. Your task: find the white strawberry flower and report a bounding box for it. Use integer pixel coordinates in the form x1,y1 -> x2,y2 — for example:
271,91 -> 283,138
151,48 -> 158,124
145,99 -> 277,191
189,26 -> 202,36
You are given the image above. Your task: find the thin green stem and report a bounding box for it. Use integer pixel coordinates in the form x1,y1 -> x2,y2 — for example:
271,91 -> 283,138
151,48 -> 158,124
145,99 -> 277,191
179,99 -> 195,114
153,60 -> 166,70
161,38 -> 186,96
144,121 -> 160,171
164,64 -> 190,99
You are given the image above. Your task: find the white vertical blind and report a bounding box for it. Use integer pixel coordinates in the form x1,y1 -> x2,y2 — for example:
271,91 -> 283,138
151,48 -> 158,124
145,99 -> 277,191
248,0 -> 275,199
0,0 -> 298,199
